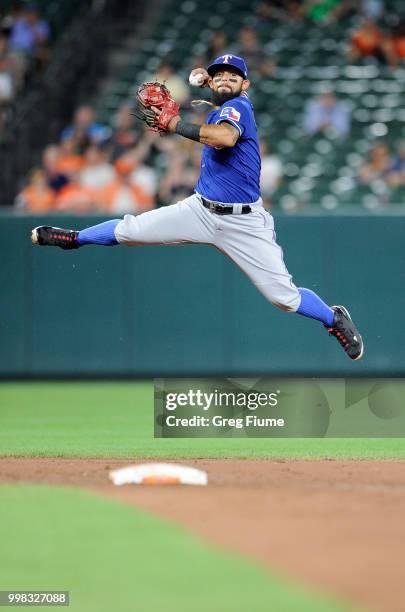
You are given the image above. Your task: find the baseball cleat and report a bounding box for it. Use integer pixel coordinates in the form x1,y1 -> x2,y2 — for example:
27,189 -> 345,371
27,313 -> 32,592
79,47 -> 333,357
326,305 -> 364,360
31,226 -> 80,250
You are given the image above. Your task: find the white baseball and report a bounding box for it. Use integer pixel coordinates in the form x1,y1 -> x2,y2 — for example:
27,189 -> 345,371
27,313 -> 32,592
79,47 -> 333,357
189,73 -> 205,87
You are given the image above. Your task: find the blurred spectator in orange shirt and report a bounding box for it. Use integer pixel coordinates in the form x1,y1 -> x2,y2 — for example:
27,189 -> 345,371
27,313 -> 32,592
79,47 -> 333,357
14,168 -> 55,212
55,174 -> 93,213
349,18 -> 387,63
100,156 -> 154,214
55,138 -> 85,177
383,17 -> 405,67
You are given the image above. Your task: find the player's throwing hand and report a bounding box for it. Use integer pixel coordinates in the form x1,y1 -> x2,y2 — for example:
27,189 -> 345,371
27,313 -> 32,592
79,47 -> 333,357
188,68 -> 210,87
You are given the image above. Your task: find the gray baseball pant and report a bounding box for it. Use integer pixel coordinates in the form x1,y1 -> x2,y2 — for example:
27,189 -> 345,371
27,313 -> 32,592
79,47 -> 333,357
114,193 -> 300,312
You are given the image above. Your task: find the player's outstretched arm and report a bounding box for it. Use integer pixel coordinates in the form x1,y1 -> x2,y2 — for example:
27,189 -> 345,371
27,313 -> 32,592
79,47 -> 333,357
167,117 -> 239,148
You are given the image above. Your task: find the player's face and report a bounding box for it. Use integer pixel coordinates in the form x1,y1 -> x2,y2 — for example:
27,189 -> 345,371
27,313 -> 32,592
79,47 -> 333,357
209,70 -> 249,105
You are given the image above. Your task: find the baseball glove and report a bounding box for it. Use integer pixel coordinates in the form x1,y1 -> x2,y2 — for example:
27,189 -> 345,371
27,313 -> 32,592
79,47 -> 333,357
133,81 -> 180,134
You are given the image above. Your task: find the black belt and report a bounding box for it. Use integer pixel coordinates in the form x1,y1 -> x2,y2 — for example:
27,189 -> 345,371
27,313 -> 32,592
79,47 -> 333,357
200,196 -> 252,215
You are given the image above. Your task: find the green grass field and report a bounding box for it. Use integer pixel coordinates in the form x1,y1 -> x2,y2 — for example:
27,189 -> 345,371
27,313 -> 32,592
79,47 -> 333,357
1,380 -> 403,611
0,381 -> 404,458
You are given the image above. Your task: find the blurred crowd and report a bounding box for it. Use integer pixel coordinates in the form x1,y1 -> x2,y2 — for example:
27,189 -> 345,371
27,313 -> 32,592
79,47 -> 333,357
0,1 -> 50,126
253,0 -> 405,71
14,103 -> 202,214
14,101 -> 285,213
300,90 -> 405,195
349,15 -> 405,67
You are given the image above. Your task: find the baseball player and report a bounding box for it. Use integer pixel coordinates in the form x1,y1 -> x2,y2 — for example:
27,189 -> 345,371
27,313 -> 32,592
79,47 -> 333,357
31,54 -> 364,360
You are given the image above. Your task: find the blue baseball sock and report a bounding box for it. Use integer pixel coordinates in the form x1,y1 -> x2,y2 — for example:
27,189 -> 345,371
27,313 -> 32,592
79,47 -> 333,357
296,288 -> 334,327
77,219 -> 120,246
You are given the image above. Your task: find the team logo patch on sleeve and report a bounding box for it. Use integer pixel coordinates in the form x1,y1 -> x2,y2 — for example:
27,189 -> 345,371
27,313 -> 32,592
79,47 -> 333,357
220,106 -> 241,122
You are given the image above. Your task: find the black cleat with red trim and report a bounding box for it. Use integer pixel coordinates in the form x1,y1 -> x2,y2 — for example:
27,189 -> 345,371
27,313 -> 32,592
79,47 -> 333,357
31,226 -> 80,250
326,305 -> 364,360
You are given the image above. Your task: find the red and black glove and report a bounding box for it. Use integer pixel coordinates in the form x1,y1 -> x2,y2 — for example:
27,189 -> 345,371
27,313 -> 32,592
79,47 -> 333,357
133,81 -> 180,134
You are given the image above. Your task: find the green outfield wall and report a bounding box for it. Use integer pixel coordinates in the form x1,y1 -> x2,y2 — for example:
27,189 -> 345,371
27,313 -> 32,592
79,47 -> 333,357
1,212 -> 404,377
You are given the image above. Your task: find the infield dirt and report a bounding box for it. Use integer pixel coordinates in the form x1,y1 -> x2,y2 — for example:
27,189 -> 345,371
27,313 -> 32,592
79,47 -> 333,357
1,458 -> 404,612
